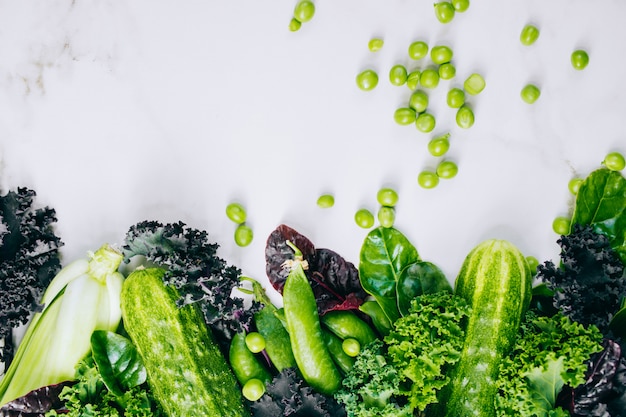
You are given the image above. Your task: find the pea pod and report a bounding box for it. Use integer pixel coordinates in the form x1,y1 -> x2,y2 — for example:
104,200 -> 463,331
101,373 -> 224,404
359,300 -> 392,336
323,330 -> 356,374
282,241 -> 342,395
321,310 -> 378,347
229,331 -> 272,388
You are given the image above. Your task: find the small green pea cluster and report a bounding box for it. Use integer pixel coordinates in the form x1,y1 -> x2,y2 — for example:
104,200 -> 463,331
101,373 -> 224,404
289,0 -> 315,32
518,22 -> 589,104
354,187 -> 399,229
433,0 -> 470,24
226,202 -> 254,247
417,132 -> 459,189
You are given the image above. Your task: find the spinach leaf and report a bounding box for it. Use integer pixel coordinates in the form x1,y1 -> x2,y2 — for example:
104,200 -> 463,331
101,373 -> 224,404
571,168 -> 626,264
397,261 -> 452,316
90,330 -> 147,397
358,227 -> 420,323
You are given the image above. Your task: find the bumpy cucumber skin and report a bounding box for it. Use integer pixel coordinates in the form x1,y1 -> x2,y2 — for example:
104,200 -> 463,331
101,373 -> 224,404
443,239 -> 532,417
121,268 -> 247,417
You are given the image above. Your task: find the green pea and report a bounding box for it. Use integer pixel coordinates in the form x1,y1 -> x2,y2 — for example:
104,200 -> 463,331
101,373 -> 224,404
431,45 -> 453,65
342,338 -> 361,358
242,379 -> 266,402
446,87 -> 465,108
408,41 -> 429,60
420,68 -> 440,89
409,90 -> 429,113
456,105 -> 474,129
376,187 -> 399,206
293,0 -> 315,23
438,63 -> 456,80
234,224 -> 254,247
418,170 -> 439,189
603,151 -> 626,171
354,208 -> 375,229
452,0 -> 470,12
356,69 -> 379,91
464,73 -> 486,95
436,160 -> 459,179
568,178 -> 583,195
389,64 -> 408,86
415,112 -> 436,133
368,38 -> 384,52
245,332 -> 266,353
428,133 -> 451,157
394,107 -> 416,125
317,194 -> 335,208
526,255 -> 539,276
552,216 -> 571,235
377,206 -> 395,228
229,332 -> 272,388
521,84 -> 540,104
406,70 -> 421,90
226,202 -> 247,224
434,2 -> 455,24
520,24 -> 540,46
571,49 -> 589,70
288,17 -> 302,32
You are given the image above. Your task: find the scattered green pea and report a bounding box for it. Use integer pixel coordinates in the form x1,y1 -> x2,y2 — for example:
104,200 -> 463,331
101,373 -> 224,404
526,256 -> 539,275
446,87 -> 465,108
456,105 -> 475,129
571,49 -> 589,70
288,17 -> 302,32
415,112 -> 436,133
430,45 -> 453,65
356,69 -> 379,91
434,2 -> 455,24
428,133 -> 451,157
368,38 -> 384,52
242,378 -> 265,402
464,73 -> 486,95
409,90 -> 429,113
389,64 -> 408,86
394,107 -> 417,125
520,24 -> 540,46
377,187 -> 399,206
406,70 -> 421,90
317,194 -> 335,208
603,151 -> 626,171
293,0 -> 315,23
355,208 -> 375,229
245,332 -> 266,353
377,206 -> 396,228
226,202 -> 247,224
408,41 -> 429,60
436,160 -> 458,179
552,216 -> 571,235
342,338 -> 361,357
420,68 -> 440,89
521,84 -> 541,104
234,224 -> 254,247
438,63 -> 456,80
452,0 -> 470,12
568,178 -> 583,195
418,171 -> 439,189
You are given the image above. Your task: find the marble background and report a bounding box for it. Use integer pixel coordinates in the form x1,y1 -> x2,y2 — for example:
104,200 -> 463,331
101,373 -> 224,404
1,0 -> 625,301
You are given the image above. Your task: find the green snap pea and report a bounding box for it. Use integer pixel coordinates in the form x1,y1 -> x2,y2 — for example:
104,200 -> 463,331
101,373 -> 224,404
229,331 -> 272,388
320,310 -> 377,347
323,330 -> 356,374
283,242 -> 342,395
358,300 -> 392,337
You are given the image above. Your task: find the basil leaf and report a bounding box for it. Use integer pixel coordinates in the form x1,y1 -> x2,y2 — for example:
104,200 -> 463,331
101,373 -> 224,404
358,227 -> 419,323
571,168 -> 626,263
397,261 -> 452,316
90,330 -> 147,397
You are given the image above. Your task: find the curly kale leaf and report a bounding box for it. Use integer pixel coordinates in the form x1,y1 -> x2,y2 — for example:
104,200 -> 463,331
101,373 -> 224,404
495,311 -> 604,417
537,224 -> 626,335
0,188 -> 63,365
121,220 -> 257,348
250,367 -> 346,417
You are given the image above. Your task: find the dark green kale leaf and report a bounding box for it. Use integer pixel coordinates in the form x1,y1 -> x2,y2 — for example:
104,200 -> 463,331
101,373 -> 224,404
0,188 -> 63,365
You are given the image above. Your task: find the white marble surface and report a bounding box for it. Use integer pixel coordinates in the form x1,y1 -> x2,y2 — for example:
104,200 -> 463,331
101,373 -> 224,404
1,0 -> 625,301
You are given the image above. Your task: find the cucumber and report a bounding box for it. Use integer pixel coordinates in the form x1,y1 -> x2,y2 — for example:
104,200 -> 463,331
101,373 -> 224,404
440,239 -> 532,417
120,267 -> 248,417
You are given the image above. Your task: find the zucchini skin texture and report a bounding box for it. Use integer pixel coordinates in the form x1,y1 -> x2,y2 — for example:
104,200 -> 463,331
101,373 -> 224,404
443,239 -> 532,417
121,268 -> 248,417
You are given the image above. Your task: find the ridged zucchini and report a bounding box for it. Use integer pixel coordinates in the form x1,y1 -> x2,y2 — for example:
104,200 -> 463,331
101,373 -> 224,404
120,267 -> 247,417
440,239 -> 532,417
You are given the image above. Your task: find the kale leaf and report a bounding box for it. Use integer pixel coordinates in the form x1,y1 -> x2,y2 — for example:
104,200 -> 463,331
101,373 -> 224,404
0,188 -> 63,366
